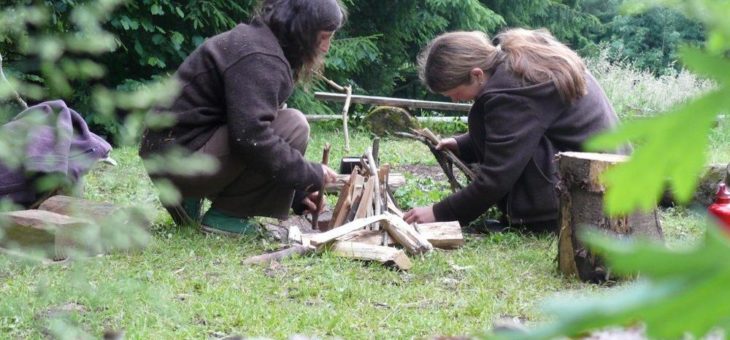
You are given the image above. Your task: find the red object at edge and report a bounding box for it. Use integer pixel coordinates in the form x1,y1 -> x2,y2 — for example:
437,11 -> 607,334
708,182 -> 730,233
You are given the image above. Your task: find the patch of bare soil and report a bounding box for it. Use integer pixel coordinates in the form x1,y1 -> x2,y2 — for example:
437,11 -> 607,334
394,164 -> 446,181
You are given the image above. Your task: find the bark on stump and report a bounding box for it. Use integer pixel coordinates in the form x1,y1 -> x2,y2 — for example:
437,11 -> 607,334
557,152 -> 663,283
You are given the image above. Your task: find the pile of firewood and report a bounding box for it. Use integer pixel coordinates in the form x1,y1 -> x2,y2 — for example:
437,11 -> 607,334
245,145 -> 464,270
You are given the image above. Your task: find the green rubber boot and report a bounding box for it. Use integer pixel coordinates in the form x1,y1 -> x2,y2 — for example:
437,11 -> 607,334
182,197 -> 202,223
200,208 -> 260,236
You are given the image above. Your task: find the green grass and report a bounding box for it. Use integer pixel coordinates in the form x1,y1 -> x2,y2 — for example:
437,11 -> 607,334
0,124 -> 713,338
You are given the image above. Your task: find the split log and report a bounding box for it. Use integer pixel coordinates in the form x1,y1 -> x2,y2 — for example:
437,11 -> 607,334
38,195 -> 151,229
330,241 -> 412,271
325,173 -> 405,193
415,221 -> 464,249
0,210 -> 96,259
242,245 -> 314,265
557,152 -> 663,283
382,214 -> 433,255
354,178 -> 375,220
329,172 -> 362,228
309,214 -> 389,247
337,229 -> 395,246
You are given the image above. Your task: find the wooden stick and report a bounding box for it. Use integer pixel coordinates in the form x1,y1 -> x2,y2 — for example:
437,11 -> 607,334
379,165 -> 391,246
365,147 -> 382,224
415,221 -> 465,249
315,92 -> 471,112
312,143 -> 331,230
330,241 -> 412,271
354,178 -> 375,220
342,86 -> 353,152
309,214 -> 389,247
0,52 -> 28,110
418,128 -> 476,180
242,245 -> 314,265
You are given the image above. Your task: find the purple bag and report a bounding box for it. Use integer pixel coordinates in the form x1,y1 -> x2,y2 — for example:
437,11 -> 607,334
0,100 -> 112,206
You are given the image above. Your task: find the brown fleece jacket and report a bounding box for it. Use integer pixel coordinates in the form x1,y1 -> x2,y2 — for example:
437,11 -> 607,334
139,19 -> 323,193
432,62 -> 623,226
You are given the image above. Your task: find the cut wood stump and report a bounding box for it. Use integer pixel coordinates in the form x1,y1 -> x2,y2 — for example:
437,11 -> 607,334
415,221 -> 464,249
556,152 -> 663,283
39,195 -> 151,229
0,210 -> 96,260
330,241 -> 412,270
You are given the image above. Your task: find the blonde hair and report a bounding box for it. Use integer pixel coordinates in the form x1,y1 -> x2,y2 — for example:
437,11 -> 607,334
418,28 -> 587,102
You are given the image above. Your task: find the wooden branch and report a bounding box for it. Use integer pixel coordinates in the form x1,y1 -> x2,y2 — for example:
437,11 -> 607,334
330,241 -> 412,271
417,128 -> 476,180
312,143 -> 331,230
414,221 -> 464,249
382,214 -> 433,255
305,115 -> 467,123
315,92 -> 471,112
317,73 -> 346,92
365,147 -> 382,225
342,85 -> 353,152
309,214 -> 389,247
242,245 -> 314,265
0,52 -> 28,110
378,164 -> 391,246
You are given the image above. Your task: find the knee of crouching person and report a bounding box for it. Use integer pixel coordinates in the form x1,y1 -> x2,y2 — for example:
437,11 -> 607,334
279,108 -> 310,152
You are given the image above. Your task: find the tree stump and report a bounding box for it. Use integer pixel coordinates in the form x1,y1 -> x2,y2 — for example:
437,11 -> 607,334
557,152 -> 663,282
363,106 -> 420,136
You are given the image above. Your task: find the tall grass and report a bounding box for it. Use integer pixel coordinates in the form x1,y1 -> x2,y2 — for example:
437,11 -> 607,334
588,48 -> 728,164
587,48 -> 715,119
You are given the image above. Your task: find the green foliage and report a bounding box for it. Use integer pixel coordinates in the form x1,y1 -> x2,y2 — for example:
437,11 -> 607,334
483,0 -> 602,51
583,0 -> 705,74
394,173 -> 451,210
508,226 -> 730,339
587,47 -> 728,214
500,0 -> 730,338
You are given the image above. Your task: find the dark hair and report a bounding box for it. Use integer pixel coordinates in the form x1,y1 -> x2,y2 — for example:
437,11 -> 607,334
256,0 -> 347,82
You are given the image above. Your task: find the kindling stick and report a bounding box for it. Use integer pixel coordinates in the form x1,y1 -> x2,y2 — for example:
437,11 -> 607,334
311,143 -> 331,230
0,53 -> 28,110
365,147 -> 382,231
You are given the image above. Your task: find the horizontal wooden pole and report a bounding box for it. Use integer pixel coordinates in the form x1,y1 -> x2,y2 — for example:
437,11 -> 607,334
306,115 -> 466,122
314,91 -> 471,112
325,173 -> 404,194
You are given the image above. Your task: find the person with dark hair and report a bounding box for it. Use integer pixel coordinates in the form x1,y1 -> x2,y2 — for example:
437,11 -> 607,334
139,0 -> 347,235
404,29 -> 626,233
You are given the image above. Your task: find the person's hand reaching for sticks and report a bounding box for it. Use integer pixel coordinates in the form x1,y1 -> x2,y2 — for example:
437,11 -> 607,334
404,205 -> 436,224
321,164 -> 338,185
300,191 -> 326,215
301,164 -> 338,216
435,137 -> 459,155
